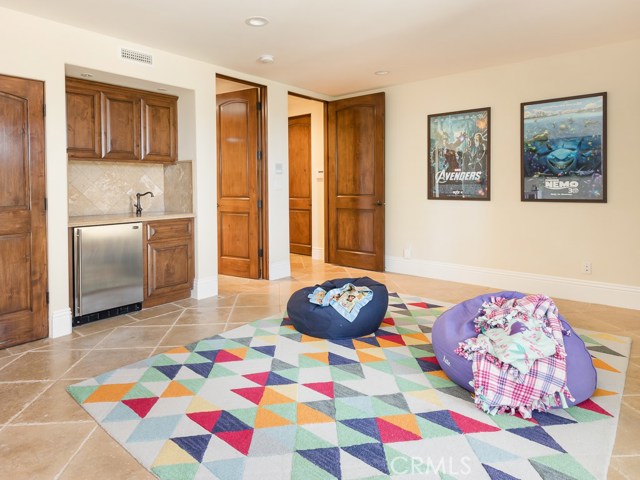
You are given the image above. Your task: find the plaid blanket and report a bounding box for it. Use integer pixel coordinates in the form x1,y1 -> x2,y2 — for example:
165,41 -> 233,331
456,294 -> 574,418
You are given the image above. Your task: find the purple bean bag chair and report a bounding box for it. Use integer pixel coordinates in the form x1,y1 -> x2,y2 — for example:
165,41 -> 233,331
431,291 -> 597,407
287,277 -> 388,339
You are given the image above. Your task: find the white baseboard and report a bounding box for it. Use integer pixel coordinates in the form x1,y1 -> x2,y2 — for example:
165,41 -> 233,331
191,276 -> 218,300
312,247 -> 324,261
50,308 -> 73,338
269,260 -> 291,280
385,256 -> 640,311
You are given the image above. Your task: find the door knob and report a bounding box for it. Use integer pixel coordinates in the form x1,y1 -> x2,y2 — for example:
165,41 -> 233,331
375,200 -> 385,206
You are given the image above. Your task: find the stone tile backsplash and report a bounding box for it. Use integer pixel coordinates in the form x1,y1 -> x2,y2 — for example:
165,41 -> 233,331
68,161 -> 192,217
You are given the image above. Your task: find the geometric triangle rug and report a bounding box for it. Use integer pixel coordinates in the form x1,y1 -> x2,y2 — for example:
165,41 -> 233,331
67,293 -> 631,480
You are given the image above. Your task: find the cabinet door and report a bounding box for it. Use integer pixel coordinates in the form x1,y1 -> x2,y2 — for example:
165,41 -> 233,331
141,95 -> 177,163
103,90 -> 141,160
146,238 -> 193,299
66,83 -> 102,158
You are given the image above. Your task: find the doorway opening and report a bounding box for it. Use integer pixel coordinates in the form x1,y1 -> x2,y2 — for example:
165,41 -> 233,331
216,75 -> 268,279
287,93 -> 326,264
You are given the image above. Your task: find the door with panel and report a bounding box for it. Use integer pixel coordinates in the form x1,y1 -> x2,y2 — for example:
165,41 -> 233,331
216,88 -> 261,278
288,114 -> 312,256
102,89 -> 141,160
326,92 -> 385,271
0,74 -> 48,348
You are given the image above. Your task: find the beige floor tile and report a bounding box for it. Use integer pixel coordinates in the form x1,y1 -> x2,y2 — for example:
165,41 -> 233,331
73,315 -> 136,336
174,295 -> 237,308
132,310 -> 184,326
13,379 -> 93,424
612,399 -> 640,455
622,358 -> 640,395
36,330 -> 112,352
176,307 -> 232,325
62,348 -> 156,380
158,323 -> 229,347
0,350 -> 87,381
95,326 -> 172,349
59,427 -> 153,479
130,303 -> 183,320
0,381 -> 52,424
0,423 -> 95,478
228,305 -> 283,324
608,455 -> 640,480
235,292 -> 282,307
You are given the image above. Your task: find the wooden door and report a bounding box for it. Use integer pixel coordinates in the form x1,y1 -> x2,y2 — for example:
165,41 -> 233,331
0,74 -> 48,348
288,114 -> 312,255
217,89 -> 260,278
327,92 -> 385,271
141,94 -> 178,163
103,90 -> 140,160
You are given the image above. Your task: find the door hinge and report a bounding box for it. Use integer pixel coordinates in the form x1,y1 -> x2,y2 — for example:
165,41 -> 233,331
46,291 -> 50,304
257,150 -> 263,160
44,197 -> 47,211
257,200 -> 263,209
258,248 -> 264,258
43,104 -> 46,117
257,102 -> 262,111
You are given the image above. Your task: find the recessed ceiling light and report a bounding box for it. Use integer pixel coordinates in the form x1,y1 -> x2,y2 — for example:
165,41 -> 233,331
374,70 -> 389,76
245,16 -> 269,27
80,73 -> 93,78
257,54 -> 275,64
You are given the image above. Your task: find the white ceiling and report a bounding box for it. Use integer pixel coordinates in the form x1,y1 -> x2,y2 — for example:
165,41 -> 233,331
2,0 -> 639,96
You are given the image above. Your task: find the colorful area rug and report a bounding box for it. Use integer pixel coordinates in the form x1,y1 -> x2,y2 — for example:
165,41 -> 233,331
68,293 -> 631,479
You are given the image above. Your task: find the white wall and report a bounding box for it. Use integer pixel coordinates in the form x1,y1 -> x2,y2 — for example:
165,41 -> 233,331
288,96 -> 326,260
384,39 -> 640,309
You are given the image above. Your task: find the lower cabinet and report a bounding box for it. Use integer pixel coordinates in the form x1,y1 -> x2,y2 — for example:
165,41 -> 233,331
143,218 -> 194,307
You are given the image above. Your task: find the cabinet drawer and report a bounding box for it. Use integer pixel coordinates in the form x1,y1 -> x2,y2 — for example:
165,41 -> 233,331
146,218 -> 193,242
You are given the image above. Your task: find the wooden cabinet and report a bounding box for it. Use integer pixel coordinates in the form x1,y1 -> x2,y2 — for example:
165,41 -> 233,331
66,82 -> 102,158
143,218 -> 194,307
66,77 -> 178,163
141,95 -> 177,163
103,89 -> 141,160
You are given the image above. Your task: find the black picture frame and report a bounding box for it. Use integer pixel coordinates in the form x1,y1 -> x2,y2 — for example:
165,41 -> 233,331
521,92 -> 607,202
427,107 -> 490,200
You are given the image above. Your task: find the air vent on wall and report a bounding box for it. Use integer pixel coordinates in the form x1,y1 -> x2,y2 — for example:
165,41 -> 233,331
120,47 -> 153,65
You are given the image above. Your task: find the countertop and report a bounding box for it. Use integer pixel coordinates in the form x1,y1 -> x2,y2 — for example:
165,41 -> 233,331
68,212 -> 195,227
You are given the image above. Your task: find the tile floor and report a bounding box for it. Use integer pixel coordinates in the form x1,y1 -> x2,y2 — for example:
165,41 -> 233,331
0,255 -> 638,479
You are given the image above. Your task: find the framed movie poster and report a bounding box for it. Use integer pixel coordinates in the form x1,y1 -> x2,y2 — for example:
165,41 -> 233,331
428,107 -> 490,200
521,92 -> 607,202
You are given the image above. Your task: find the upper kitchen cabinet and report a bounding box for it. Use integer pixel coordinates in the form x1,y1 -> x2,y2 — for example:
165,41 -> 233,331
103,88 -> 141,160
66,80 -> 102,158
141,95 -> 177,163
66,77 -> 178,163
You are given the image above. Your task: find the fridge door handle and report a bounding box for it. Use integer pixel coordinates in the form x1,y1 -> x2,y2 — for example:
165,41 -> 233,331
74,229 -> 82,316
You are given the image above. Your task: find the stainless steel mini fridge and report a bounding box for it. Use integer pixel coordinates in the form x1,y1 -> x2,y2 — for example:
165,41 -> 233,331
73,222 -> 144,324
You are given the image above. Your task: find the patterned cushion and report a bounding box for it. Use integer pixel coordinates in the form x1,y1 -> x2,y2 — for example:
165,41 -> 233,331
287,277 -> 388,339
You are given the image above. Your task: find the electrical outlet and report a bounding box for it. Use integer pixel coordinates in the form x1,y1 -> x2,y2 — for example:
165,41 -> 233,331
403,247 -> 411,259
582,261 -> 592,274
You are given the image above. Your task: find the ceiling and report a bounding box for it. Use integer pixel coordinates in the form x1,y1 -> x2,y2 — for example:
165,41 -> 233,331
2,0 -> 639,96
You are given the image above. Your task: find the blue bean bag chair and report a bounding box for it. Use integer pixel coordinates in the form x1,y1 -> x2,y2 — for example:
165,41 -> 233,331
431,291 -> 597,407
287,277 -> 389,339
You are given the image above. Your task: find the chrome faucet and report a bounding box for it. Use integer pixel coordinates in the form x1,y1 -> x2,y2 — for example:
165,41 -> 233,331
135,191 -> 154,217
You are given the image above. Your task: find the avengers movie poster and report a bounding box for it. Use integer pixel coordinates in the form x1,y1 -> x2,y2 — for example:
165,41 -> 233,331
428,108 -> 490,200
521,93 -> 606,202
